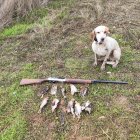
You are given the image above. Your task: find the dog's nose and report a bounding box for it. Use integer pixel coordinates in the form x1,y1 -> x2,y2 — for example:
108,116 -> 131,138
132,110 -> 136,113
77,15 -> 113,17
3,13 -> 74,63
101,38 -> 104,41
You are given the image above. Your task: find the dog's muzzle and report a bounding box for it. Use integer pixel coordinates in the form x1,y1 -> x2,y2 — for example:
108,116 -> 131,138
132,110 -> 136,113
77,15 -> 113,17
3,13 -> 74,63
99,38 -> 105,44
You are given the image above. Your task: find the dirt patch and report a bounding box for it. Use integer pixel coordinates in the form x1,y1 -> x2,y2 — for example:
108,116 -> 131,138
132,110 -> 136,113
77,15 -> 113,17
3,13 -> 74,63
28,114 -> 45,127
25,113 -> 57,140
113,95 -> 131,111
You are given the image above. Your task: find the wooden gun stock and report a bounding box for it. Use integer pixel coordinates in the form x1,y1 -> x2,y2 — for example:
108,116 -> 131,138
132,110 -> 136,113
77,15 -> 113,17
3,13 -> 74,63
20,79 -> 48,85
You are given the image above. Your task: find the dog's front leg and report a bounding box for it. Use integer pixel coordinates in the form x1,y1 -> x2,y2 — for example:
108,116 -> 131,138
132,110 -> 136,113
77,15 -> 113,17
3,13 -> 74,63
101,52 -> 111,70
93,53 -> 98,66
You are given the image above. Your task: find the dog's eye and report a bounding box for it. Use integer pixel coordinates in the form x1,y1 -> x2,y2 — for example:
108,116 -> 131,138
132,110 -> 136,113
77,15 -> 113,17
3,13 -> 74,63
104,31 -> 107,34
97,32 -> 100,34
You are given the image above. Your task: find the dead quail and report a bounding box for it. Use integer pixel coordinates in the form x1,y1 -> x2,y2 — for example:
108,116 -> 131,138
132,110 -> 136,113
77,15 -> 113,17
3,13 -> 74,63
75,101 -> 82,119
37,86 -> 50,98
70,84 -> 78,95
51,98 -> 59,112
38,97 -> 49,113
50,84 -> 57,95
80,86 -> 88,97
60,86 -> 66,98
67,98 -> 75,118
81,100 -> 92,114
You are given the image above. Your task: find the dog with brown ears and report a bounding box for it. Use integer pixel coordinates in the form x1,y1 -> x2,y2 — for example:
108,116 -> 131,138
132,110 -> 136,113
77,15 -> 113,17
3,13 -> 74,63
91,25 -> 121,70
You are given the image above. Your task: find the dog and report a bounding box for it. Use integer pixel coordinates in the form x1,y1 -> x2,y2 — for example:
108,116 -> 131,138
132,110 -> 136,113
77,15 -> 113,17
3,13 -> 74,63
91,25 -> 121,70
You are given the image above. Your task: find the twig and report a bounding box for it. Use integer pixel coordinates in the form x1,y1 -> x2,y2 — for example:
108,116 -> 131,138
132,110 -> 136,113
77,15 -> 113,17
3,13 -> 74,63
100,127 -> 112,140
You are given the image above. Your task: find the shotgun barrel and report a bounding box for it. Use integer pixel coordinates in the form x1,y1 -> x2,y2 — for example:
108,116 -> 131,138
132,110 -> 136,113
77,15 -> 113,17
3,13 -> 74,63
20,77 -> 128,85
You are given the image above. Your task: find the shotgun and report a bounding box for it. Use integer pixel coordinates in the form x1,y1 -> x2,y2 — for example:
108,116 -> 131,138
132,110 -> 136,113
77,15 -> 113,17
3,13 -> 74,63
20,77 -> 128,85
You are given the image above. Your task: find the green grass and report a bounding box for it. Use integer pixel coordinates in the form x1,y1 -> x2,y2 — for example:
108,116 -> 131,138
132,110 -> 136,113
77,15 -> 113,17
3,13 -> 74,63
0,0 -> 75,39
48,0 -> 74,9
0,1 -> 77,139
0,24 -> 32,38
0,63 -> 37,140
0,0 -> 140,139
23,8 -> 48,24
0,111 -> 27,140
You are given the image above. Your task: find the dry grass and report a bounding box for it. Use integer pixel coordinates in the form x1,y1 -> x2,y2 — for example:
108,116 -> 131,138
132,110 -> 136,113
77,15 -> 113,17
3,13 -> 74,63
0,0 -> 140,139
0,0 -> 50,29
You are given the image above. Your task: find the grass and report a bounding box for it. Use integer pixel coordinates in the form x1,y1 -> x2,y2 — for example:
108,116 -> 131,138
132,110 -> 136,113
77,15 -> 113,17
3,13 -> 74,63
23,8 -> 49,24
0,0 -> 140,139
0,24 -> 32,38
0,63 -> 37,140
0,0 -> 75,40
0,111 -> 27,140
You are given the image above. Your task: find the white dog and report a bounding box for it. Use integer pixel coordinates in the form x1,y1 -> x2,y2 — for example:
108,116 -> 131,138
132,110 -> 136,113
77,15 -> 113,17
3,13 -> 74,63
91,25 -> 121,70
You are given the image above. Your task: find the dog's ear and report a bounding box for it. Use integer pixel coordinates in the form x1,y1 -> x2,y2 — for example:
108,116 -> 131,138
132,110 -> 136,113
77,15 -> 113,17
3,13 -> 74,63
90,31 -> 97,41
105,26 -> 110,34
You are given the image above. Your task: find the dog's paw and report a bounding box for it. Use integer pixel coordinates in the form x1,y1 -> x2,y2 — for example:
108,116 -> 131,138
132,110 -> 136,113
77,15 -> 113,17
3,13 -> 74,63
101,65 -> 105,70
93,62 -> 97,67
